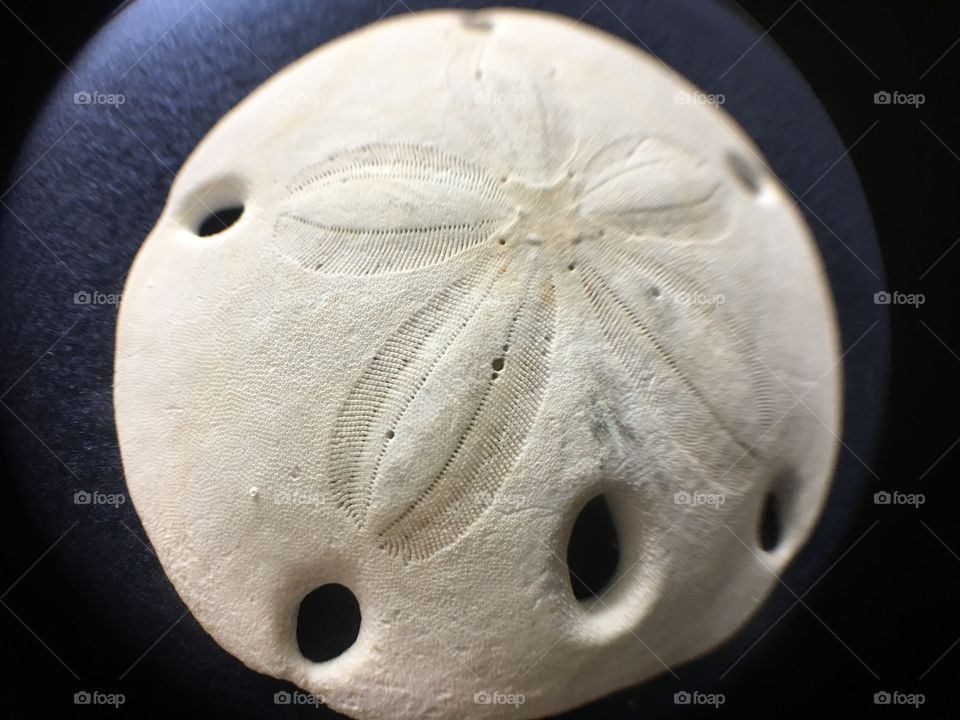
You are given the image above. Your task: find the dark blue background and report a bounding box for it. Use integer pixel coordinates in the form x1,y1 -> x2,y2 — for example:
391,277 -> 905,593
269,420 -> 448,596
2,0 -> 953,717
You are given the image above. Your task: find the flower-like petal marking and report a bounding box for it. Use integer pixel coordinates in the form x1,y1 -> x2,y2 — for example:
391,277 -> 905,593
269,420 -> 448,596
463,79 -> 577,185
567,135 -> 774,460
328,260 -> 499,527
576,134 -> 729,242
329,256 -> 556,562
113,13 -> 844,717
274,143 -> 515,275
295,130 -> 770,561
573,239 -> 775,461
375,270 -> 555,562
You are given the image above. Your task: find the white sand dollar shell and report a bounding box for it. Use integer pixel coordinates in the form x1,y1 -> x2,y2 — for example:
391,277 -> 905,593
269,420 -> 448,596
114,8 -> 841,719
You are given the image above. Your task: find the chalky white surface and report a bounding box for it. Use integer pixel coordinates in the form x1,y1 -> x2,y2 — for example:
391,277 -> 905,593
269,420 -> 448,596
115,9 -> 841,719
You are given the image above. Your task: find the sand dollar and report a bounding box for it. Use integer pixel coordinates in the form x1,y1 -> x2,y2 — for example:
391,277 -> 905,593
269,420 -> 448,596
115,9 -> 841,719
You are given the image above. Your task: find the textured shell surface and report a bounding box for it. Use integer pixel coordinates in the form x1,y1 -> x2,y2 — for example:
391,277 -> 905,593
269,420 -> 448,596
114,9 -> 842,720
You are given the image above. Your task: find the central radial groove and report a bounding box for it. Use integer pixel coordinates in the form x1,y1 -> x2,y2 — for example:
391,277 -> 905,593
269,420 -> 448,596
504,176 -> 586,250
